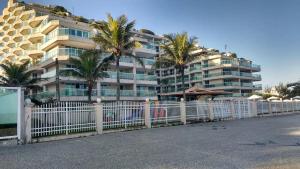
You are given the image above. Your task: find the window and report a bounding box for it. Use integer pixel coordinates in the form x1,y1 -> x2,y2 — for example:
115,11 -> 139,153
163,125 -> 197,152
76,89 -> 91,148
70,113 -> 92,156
76,30 -> 82,37
83,32 -> 89,38
70,29 -> 76,36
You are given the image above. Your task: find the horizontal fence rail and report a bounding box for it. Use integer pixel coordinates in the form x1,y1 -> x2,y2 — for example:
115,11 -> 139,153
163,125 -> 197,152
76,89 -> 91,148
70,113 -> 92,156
25,99 -> 300,142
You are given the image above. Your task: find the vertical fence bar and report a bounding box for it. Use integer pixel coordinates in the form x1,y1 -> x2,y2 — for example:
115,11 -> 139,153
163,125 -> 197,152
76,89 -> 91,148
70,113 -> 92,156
65,102 -> 69,135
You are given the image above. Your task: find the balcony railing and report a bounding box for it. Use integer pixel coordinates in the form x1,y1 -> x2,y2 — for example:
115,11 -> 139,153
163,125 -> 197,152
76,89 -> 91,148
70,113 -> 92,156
44,28 -> 91,43
101,89 -> 134,97
190,66 -> 201,71
61,88 -> 97,97
205,82 -> 240,88
191,76 -> 202,81
202,60 -> 260,70
136,74 -> 156,81
253,84 -> 262,90
137,90 -> 157,97
104,71 -> 134,80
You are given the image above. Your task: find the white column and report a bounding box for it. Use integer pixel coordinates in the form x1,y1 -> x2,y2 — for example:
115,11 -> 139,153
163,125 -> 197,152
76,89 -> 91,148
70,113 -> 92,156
144,98 -> 151,128
95,98 -> 103,134
24,99 -> 33,144
208,101 -> 214,121
180,98 -> 186,124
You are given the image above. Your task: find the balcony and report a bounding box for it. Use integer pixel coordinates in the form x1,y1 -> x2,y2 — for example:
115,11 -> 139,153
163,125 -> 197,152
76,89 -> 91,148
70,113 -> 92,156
137,90 -> 157,97
41,28 -> 95,51
189,66 -> 201,72
104,71 -> 134,80
60,88 -> 97,97
42,47 -> 86,62
253,84 -> 262,90
41,70 -> 56,78
40,19 -> 60,34
101,89 -> 134,97
191,76 -> 202,81
28,44 -> 43,58
205,82 -> 240,89
20,10 -> 34,21
241,82 -> 253,88
136,74 -> 156,81
29,15 -> 47,27
202,60 -> 261,72
134,44 -> 158,56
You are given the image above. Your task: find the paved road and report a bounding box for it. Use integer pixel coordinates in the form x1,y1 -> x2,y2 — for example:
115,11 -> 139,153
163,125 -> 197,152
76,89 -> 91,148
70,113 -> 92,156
1,114 -> 300,169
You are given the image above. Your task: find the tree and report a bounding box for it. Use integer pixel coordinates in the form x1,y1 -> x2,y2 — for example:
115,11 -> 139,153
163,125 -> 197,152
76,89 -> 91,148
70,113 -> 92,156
61,49 -> 112,102
155,32 -> 198,101
275,83 -> 290,99
263,86 -> 272,94
0,61 -> 39,91
91,14 -> 143,101
290,85 -> 300,98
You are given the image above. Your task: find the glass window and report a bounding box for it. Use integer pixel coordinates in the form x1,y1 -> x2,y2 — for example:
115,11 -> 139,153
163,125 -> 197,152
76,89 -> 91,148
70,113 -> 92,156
70,29 -> 76,36
77,30 -> 82,37
83,32 -> 89,38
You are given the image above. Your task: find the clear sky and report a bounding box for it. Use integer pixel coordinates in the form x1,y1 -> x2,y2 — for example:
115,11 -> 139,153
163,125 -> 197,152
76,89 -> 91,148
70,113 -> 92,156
1,0 -> 300,87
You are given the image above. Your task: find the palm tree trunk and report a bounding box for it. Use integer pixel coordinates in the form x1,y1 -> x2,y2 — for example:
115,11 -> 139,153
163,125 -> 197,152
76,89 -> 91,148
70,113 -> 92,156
181,67 -> 186,101
88,83 -> 93,103
116,57 -> 120,101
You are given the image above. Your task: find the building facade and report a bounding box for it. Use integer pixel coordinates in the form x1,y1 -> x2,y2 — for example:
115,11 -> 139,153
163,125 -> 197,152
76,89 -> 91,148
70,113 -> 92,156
0,0 -> 161,101
1,0 -> 261,101
157,48 -> 262,100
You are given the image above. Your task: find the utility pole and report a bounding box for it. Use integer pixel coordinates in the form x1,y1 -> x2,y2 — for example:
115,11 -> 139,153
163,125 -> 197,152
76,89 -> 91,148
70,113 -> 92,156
55,58 -> 60,101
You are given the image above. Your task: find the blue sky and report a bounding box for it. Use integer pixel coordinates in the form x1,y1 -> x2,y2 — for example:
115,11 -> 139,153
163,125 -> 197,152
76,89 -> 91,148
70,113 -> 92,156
1,0 -> 300,87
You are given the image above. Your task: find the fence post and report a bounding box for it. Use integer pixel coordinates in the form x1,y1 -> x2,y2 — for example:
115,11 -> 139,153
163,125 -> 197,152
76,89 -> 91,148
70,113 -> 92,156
230,100 -> 235,119
95,98 -> 103,134
65,102 -> 69,135
251,101 -> 258,117
281,100 -> 284,113
208,101 -> 214,121
268,101 -> 272,114
24,99 -> 33,144
180,98 -> 186,125
144,98 -> 151,128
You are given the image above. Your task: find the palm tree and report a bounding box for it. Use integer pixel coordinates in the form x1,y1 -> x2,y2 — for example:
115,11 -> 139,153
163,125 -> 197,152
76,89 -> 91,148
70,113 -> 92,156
155,33 -> 198,101
61,49 -> 112,102
0,60 -> 39,90
91,14 -> 143,101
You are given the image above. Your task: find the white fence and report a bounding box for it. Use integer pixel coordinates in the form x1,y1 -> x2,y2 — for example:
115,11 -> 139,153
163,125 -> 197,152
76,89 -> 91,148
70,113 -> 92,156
24,99 -> 300,142
103,102 -> 145,129
31,102 -> 96,138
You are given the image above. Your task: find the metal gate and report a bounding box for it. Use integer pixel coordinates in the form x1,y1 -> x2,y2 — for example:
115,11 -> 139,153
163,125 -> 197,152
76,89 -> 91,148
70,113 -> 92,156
0,87 -> 22,140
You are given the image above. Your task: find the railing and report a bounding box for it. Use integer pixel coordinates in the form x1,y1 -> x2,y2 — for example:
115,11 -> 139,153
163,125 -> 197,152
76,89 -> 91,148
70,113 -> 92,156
119,56 -> 132,63
253,84 -> 262,90
205,82 -> 240,88
202,60 -> 260,70
103,101 -> 145,129
150,102 -> 181,123
26,99 -> 300,141
44,28 -> 91,43
143,58 -> 155,65
190,66 -> 201,71
191,76 -> 202,81
61,88 -> 97,97
104,71 -> 134,80
137,90 -> 157,97
31,102 -> 96,137
136,74 -> 156,81
101,89 -> 134,97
